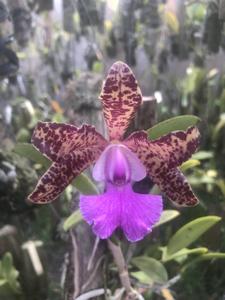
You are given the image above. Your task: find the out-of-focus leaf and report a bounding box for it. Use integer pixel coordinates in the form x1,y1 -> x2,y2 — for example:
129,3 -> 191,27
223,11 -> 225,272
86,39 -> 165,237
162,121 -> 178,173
16,128 -> 30,142
14,143 -> 98,195
213,114 -> 225,139
182,68 -> 205,95
1,253 -> 21,293
147,115 -> 200,140
161,246 -> 208,262
132,256 -> 168,284
131,271 -> 153,285
0,279 -> 7,286
216,179 -> 225,197
154,210 -> 180,227
167,216 -> 221,255
183,252 -> 225,272
92,61 -> 103,73
187,3 -> 206,22
180,159 -> 200,171
198,252 -> 225,259
192,151 -> 213,160
72,174 -> 98,195
14,143 -> 50,168
52,112 -> 67,123
63,210 -> 83,231
189,174 -> 216,186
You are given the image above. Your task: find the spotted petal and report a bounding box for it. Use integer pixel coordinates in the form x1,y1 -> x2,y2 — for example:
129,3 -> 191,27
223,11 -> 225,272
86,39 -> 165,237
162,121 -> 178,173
31,122 -> 107,162
124,127 -> 200,206
28,123 -> 108,203
100,61 -> 142,141
80,184 -> 162,242
28,160 -> 77,203
155,168 -> 198,206
124,127 -> 200,169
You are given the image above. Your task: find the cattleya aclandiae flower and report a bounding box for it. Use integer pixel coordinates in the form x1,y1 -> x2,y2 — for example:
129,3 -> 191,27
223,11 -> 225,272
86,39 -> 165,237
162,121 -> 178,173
28,61 -> 200,242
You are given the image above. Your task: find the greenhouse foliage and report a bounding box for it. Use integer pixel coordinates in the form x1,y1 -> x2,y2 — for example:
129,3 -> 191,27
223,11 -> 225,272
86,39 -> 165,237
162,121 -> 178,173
1,0 -> 225,299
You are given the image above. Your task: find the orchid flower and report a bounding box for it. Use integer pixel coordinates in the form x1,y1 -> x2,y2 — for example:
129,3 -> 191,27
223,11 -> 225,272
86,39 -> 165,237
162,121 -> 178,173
28,61 -> 200,242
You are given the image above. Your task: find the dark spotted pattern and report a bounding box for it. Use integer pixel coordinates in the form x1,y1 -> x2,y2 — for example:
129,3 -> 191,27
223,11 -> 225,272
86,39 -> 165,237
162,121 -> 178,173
28,61 -> 200,208
100,61 -> 142,141
31,122 -> 107,162
28,122 -> 108,203
124,126 -> 200,206
157,168 -> 198,206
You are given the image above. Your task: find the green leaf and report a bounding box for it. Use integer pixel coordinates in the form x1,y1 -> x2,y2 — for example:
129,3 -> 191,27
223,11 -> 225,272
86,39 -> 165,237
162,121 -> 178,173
1,253 -> 21,293
216,179 -> 225,197
0,279 -> 7,286
92,61 -> 103,73
72,174 -> 98,195
147,115 -> 200,140
161,246 -> 208,262
198,252 -> 225,259
14,143 -> 50,168
14,143 -> 98,195
213,114 -> 225,139
192,151 -> 213,160
2,253 -> 14,279
63,210 -> 83,231
167,216 -> 221,255
182,252 -> 225,272
180,159 -> 200,171
131,271 -> 153,285
132,256 -> 168,284
154,210 -> 180,227
187,3 -> 206,22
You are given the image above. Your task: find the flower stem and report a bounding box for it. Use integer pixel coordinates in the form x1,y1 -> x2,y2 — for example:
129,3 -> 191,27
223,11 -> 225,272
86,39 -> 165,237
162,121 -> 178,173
107,239 -> 132,293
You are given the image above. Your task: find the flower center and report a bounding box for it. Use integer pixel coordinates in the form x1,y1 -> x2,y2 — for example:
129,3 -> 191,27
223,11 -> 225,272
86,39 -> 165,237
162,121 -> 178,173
92,144 -> 147,186
106,145 -> 130,185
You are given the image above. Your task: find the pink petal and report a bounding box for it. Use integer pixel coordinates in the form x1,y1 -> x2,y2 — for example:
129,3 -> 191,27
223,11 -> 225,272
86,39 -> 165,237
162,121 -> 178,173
32,122 -> 108,162
80,184 -> 162,242
124,127 -> 200,206
100,61 -> 142,141
92,144 -> 146,183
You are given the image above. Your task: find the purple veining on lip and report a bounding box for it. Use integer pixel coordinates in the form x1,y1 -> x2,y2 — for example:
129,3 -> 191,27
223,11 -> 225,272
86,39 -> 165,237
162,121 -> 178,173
80,144 -> 162,242
80,183 -> 162,242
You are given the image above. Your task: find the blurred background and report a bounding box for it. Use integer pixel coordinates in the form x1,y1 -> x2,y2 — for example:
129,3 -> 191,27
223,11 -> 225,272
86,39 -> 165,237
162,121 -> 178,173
1,0 -> 225,299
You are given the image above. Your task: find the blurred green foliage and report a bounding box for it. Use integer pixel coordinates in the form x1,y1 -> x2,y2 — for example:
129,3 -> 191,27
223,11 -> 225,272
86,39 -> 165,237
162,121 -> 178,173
1,0 -> 225,299
0,253 -> 22,299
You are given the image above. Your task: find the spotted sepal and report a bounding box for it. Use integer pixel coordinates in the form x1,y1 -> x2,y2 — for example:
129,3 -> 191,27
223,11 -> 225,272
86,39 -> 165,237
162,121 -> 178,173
151,126 -> 200,168
100,61 -> 142,141
28,160 -> 78,203
124,127 -> 200,171
28,122 -> 108,203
